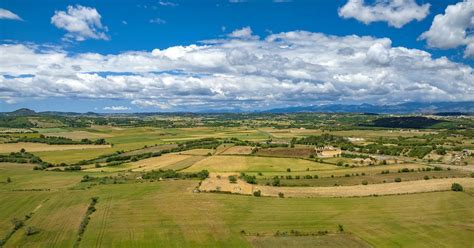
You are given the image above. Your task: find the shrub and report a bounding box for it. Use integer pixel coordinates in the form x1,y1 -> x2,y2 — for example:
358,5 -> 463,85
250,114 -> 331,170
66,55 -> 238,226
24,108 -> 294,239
423,175 -> 429,180
25,226 -> 40,236
253,190 -> 261,197
336,161 -> 344,167
228,175 -> 237,184
278,192 -> 284,198
338,224 -> 344,232
286,168 -> 291,172
451,183 -> 463,192
272,176 -> 280,186
401,168 -> 410,173
11,218 -> 24,230
240,174 -> 257,184
361,180 -> 368,185
394,177 -> 402,182
471,172 -> 474,178
6,177 -> 11,183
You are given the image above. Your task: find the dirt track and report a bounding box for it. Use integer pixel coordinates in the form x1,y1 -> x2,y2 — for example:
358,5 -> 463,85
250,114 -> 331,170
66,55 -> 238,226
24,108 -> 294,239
199,173 -> 474,198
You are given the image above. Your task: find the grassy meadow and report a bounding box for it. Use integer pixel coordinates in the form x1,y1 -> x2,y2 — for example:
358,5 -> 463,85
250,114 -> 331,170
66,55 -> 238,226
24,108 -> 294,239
1,116 -> 473,247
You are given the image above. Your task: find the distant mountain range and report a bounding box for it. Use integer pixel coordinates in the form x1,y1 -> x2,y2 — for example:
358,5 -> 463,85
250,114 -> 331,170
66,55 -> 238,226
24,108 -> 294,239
2,102 -> 473,116
263,102 -> 474,114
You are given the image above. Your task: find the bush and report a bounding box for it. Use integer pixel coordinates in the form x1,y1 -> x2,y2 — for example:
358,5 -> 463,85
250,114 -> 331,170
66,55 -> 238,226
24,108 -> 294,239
336,161 -> 344,167
471,172 -> 474,178
11,218 -> 24,230
338,224 -> 344,232
272,176 -> 280,186
361,180 -> 368,185
451,183 -> 463,192
286,168 -> 291,172
240,173 -> 256,184
394,177 -> 402,182
6,177 -> 11,183
228,175 -> 237,184
278,192 -> 284,198
423,175 -> 430,180
253,190 -> 261,197
25,226 -> 40,236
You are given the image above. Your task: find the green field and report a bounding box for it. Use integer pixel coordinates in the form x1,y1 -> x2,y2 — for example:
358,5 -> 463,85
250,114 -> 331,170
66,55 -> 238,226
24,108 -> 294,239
1,113 -> 473,247
1,164 -> 473,247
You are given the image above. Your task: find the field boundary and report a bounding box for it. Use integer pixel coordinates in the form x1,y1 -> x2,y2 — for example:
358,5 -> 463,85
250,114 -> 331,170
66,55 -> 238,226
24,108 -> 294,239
199,175 -> 474,198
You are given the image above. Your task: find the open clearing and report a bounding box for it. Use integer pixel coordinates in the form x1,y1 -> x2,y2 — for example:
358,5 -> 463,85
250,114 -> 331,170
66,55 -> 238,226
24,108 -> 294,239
0,142 -> 111,153
183,155 -> 337,172
1,172 -> 473,247
127,154 -> 194,171
220,145 -> 253,155
247,234 -> 370,248
199,173 -> 474,197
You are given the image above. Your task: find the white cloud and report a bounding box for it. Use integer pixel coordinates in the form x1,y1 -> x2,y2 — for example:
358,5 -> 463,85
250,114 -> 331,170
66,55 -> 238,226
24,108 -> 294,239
103,106 -> 131,111
419,0 -> 474,58
159,1 -> 178,7
51,5 -> 109,41
0,28 -> 473,111
149,18 -> 166,24
0,8 -> 22,21
131,100 -> 172,109
338,0 -> 430,28
228,26 -> 259,39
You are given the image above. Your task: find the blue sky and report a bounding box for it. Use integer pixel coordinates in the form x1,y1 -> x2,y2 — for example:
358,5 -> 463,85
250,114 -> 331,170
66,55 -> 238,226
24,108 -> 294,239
0,0 -> 473,112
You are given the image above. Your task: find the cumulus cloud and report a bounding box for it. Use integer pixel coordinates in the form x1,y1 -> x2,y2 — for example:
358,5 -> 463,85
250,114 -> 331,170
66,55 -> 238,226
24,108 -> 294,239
103,106 -> 131,111
228,26 -> 259,39
338,0 -> 430,28
149,18 -> 166,24
419,0 -> 474,58
0,28 -> 473,111
51,5 -> 109,41
0,8 -> 22,21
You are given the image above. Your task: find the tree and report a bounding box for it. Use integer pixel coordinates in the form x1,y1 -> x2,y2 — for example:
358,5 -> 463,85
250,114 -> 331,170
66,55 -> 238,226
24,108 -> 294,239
253,190 -> 261,197
286,168 -> 291,172
278,192 -> 284,198
20,148 -> 26,153
229,175 -> 237,184
451,183 -> 463,192
272,176 -> 280,186
338,224 -> 344,232
6,177 -> 11,183
336,161 -> 344,167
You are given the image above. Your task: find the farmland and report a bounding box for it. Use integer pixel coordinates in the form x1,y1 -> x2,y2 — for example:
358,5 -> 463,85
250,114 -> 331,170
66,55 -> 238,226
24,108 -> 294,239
1,112 -> 473,247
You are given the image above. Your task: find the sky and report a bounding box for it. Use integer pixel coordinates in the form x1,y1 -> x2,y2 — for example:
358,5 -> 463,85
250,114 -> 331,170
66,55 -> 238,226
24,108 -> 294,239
0,0 -> 473,113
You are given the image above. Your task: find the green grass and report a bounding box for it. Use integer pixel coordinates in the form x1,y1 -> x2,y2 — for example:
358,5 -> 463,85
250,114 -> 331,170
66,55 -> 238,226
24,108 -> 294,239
1,124 -> 473,247
183,155 -> 337,173
1,165 -> 473,248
